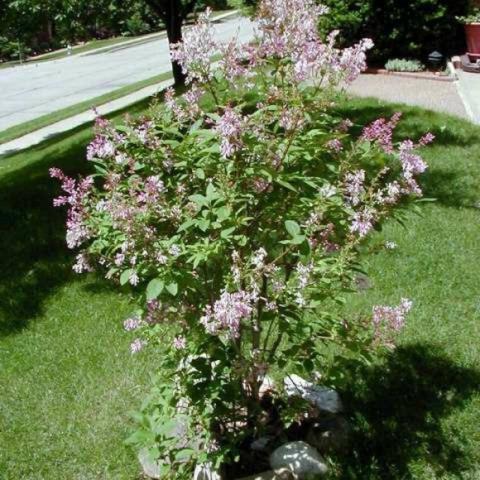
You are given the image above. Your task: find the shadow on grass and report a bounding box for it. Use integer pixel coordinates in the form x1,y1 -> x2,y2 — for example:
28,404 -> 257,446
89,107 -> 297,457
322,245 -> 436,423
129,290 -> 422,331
0,95 -> 166,337
336,96 -> 480,209
338,344 -> 480,479
0,139 -> 87,336
336,97 -> 478,148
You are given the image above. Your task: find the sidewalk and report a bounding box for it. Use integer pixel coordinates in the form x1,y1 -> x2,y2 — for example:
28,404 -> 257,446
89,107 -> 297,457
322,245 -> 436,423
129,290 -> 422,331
0,79 -> 173,157
346,73 -> 469,120
455,70 -> 480,125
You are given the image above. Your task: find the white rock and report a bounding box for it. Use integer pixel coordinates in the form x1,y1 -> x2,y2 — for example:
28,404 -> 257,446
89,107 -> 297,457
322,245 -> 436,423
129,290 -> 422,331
259,375 -> 276,397
284,374 -> 343,414
269,442 -> 328,478
194,463 -> 222,480
138,448 -> 162,479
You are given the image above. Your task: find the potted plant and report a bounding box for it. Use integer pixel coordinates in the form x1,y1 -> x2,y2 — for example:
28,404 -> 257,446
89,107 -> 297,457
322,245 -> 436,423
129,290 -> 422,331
458,8 -> 480,61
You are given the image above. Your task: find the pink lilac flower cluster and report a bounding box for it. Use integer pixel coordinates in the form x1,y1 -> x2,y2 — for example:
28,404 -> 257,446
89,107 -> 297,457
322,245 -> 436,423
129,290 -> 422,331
257,0 -> 328,58
326,139 -> 343,152
124,316 -> 142,331
344,170 -> 365,206
399,140 -> 429,179
130,338 -> 146,354
279,107 -> 304,132
170,8 -> 217,84
173,335 -> 187,350
372,298 -> 412,346
200,290 -> 253,338
220,38 -> 252,81
86,134 -> 116,161
215,106 -> 244,158
165,85 -> 204,122
361,112 -> 402,153
350,208 -> 375,237
73,253 -> 93,274
256,1 -> 373,85
339,38 -> 375,83
134,121 -> 159,148
50,168 -> 93,249
137,175 -> 165,205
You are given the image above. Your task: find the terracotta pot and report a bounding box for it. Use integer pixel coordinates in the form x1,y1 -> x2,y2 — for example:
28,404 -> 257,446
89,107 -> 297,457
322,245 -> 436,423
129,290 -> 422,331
465,23 -> 480,61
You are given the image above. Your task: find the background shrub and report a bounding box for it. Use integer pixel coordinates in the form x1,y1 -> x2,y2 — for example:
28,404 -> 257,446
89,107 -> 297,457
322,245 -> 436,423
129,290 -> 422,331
385,58 -> 425,72
319,0 -> 470,64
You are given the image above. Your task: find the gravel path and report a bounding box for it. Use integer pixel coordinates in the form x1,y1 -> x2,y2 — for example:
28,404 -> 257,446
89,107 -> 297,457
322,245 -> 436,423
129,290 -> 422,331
345,73 -> 469,120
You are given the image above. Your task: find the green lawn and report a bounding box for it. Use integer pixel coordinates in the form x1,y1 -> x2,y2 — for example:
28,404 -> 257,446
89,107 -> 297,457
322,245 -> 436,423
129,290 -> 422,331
0,97 -> 479,479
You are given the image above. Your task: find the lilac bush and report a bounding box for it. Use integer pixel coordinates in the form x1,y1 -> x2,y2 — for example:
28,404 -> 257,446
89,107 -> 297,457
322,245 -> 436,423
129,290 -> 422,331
51,1 -> 433,476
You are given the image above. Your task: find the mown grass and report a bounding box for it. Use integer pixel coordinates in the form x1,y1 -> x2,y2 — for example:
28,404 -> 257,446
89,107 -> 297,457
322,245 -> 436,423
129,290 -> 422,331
0,98 -> 156,480
331,98 -> 480,480
0,96 -> 479,479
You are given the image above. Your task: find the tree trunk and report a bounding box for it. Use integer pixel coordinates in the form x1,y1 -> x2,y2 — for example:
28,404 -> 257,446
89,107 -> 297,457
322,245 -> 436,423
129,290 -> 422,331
165,8 -> 186,86
146,0 -> 188,86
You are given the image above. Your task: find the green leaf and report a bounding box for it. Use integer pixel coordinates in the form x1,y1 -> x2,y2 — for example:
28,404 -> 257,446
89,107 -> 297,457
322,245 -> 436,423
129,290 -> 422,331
195,168 -> 205,180
166,282 -> 178,296
178,218 -> 195,232
198,218 -> 210,232
188,194 -> 208,207
221,226 -> 236,239
146,278 -> 164,300
206,183 -> 218,202
120,269 -> 133,286
285,220 -> 301,237
276,178 -> 297,192
215,206 -> 231,222
291,234 -> 306,245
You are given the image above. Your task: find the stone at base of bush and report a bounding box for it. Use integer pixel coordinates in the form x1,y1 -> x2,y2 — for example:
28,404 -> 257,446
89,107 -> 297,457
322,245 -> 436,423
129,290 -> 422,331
138,448 -> 162,479
237,468 -> 296,480
284,375 -> 343,414
269,442 -> 328,478
194,463 -> 222,480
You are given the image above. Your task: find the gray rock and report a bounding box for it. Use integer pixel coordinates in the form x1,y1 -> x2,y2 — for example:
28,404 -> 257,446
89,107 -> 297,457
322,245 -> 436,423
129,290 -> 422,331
269,441 -> 328,478
251,436 -> 274,451
284,375 -> 343,414
237,469 -> 296,480
193,463 -> 222,480
138,448 -> 162,479
138,416 -> 191,478
306,417 -> 350,454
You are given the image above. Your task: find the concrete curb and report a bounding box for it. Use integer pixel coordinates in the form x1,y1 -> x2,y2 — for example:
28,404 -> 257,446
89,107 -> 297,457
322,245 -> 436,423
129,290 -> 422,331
455,71 -> 480,125
365,67 -> 456,82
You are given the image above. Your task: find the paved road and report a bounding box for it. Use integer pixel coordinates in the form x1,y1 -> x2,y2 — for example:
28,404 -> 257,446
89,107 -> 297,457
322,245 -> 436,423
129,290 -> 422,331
0,15 -> 254,132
